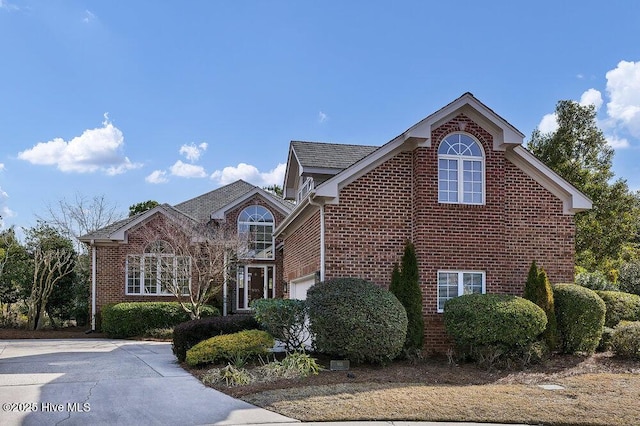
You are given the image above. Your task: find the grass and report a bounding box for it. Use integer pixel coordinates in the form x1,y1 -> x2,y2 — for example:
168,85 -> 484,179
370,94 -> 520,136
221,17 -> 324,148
190,352 -> 640,425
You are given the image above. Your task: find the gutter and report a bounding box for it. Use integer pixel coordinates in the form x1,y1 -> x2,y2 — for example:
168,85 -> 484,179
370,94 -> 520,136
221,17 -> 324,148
91,240 -> 97,331
307,192 -> 325,282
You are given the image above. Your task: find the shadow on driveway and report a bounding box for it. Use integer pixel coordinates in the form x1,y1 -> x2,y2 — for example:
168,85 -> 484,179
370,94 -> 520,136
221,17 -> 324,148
0,339 -> 296,425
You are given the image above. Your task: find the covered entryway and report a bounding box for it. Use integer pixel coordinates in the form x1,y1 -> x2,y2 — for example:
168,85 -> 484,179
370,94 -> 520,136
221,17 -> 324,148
236,265 -> 275,310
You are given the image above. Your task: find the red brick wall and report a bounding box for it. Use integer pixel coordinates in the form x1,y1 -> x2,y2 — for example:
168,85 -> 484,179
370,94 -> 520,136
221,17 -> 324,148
324,152 -> 413,285
282,210 -> 321,286
91,194 -> 288,324
287,114 -> 576,353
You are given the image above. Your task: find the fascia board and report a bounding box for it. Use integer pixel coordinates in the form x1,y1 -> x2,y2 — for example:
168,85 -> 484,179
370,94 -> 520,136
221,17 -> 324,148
109,205 -> 186,241
283,146 -> 301,200
210,188 -> 293,221
273,197 -> 313,237
506,146 -> 592,214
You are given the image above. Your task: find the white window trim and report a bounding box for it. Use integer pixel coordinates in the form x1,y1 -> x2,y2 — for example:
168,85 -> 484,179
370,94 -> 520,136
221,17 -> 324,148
436,270 -> 486,313
438,133 -> 486,205
125,253 -> 191,296
235,264 -> 276,310
237,205 -> 276,260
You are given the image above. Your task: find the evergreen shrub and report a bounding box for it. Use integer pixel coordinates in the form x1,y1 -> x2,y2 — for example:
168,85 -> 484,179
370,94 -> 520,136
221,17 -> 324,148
250,298 -> 307,351
618,261 -> 640,296
389,241 -> 424,352
523,261 -> 558,350
443,293 -> 547,365
610,321 -> 640,359
185,329 -> 274,366
172,314 -> 259,362
595,290 -> 640,327
553,284 -> 606,354
101,302 -> 218,338
306,277 -> 408,364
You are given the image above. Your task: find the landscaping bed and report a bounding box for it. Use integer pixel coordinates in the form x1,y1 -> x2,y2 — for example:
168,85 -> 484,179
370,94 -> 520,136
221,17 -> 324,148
189,352 -> 640,424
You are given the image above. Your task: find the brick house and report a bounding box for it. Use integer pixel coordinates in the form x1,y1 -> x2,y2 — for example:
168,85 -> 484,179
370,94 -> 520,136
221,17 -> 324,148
276,93 -> 591,352
79,180 -> 292,330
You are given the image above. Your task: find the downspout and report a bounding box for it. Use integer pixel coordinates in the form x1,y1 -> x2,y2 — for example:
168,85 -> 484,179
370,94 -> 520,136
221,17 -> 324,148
223,251 -> 228,316
91,240 -> 97,331
307,193 -> 325,282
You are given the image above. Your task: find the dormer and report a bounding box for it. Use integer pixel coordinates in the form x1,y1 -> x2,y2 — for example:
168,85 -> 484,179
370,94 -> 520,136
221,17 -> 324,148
283,141 -> 378,202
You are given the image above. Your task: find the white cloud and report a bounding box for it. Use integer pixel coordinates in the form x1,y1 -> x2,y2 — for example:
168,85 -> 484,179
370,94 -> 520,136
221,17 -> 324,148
318,111 -> 328,123
83,10 -> 95,23
0,0 -> 19,11
0,185 -> 13,229
170,160 -> 207,178
606,60 -> 640,138
579,88 -> 603,110
537,113 -> 558,134
0,163 -> 4,171
17,114 -> 142,174
606,134 -> 630,149
179,142 -> 208,162
146,170 -> 169,184
211,163 -> 286,187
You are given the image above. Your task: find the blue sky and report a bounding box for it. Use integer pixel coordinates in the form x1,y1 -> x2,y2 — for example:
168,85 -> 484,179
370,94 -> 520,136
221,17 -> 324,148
1,1 -> 640,234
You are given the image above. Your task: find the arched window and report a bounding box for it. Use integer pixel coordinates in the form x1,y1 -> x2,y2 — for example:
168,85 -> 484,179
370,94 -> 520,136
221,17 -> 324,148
126,240 -> 191,295
438,133 -> 484,204
238,205 -> 275,259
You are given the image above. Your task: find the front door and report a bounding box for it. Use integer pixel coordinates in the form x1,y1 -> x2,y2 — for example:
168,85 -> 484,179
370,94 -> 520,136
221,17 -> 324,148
236,265 -> 275,310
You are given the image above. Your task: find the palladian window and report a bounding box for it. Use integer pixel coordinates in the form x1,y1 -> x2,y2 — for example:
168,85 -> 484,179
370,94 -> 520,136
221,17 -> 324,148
238,205 -> 275,260
126,240 -> 191,295
438,133 -> 485,205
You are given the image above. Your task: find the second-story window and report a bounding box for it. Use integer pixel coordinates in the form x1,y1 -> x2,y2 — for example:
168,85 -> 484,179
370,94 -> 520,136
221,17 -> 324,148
438,133 -> 485,205
238,205 -> 275,259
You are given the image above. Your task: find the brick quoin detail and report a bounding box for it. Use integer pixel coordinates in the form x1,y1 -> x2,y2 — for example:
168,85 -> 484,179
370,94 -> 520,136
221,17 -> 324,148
285,114 -> 577,353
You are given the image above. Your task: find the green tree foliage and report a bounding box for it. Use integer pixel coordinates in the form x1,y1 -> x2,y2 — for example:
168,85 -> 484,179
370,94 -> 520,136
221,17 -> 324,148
263,184 -> 283,197
528,100 -> 640,272
24,223 -> 76,329
524,261 -> 558,350
389,241 -> 424,352
129,200 -> 159,217
0,228 -> 30,309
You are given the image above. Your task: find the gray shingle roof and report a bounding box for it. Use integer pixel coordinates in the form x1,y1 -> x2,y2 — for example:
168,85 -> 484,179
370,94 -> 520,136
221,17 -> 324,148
291,141 -> 379,171
79,180 -> 293,242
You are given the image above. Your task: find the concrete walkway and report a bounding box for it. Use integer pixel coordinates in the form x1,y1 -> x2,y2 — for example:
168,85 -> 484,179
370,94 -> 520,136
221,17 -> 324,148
0,339 -> 296,425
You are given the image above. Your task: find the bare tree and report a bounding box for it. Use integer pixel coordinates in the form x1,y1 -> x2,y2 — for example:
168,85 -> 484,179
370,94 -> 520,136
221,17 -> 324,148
38,193 -> 123,254
27,248 -> 75,330
133,210 -> 247,320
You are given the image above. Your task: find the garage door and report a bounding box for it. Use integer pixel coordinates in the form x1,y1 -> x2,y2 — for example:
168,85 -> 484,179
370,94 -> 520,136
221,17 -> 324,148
289,275 -> 315,300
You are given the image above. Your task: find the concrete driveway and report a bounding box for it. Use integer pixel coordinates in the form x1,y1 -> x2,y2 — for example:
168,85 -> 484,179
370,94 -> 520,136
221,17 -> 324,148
0,339 -> 297,426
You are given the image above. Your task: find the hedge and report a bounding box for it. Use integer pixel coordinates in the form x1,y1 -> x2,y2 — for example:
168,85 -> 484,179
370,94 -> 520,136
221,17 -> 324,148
185,329 -> 274,366
306,278 -> 408,364
443,293 -> 547,361
172,314 -> 259,362
553,284 -> 606,354
610,321 -> 640,359
250,298 -> 307,351
595,290 -> 640,327
101,302 -> 218,338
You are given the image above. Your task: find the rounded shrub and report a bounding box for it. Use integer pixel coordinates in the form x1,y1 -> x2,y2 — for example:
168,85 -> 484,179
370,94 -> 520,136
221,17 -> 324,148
185,329 -> 274,366
618,261 -> 640,296
101,302 -> 219,338
172,314 -> 259,362
553,284 -> 606,354
595,290 -> 640,327
443,294 -> 547,361
250,298 -> 307,351
306,277 -> 408,364
610,321 -> 640,359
